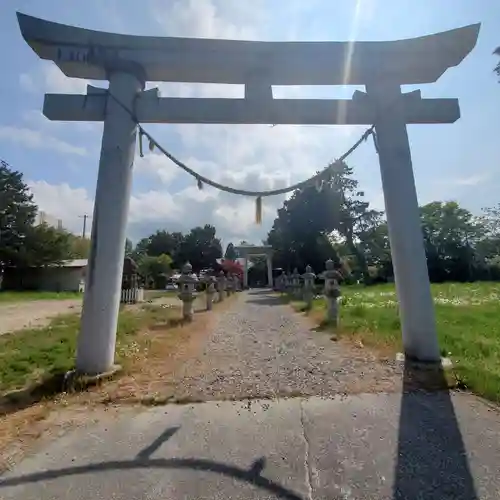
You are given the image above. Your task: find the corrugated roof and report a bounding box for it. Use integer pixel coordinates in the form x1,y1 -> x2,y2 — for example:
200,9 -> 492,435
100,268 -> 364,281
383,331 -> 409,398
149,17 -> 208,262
59,259 -> 88,268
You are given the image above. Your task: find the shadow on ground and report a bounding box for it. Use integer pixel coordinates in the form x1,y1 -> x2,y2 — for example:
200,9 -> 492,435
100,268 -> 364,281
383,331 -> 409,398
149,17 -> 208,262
0,368 -> 481,498
245,291 -> 289,307
393,362 -> 478,499
0,425 -> 304,499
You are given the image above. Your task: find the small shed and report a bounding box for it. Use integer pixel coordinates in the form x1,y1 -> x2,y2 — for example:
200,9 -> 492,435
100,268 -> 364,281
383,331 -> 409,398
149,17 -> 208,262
2,259 -> 88,292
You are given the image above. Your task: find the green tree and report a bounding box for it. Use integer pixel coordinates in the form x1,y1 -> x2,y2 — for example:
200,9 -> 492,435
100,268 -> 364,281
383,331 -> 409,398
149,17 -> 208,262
420,201 -> 484,282
131,237 -> 150,263
148,231 -> 184,258
267,160 -> 381,279
0,161 -> 37,269
224,242 -> 237,260
178,224 -> 222,271
138,253 -> 173,288
124,238 -> 133,257
18,223 -> 74,268
68,234 -> 91,259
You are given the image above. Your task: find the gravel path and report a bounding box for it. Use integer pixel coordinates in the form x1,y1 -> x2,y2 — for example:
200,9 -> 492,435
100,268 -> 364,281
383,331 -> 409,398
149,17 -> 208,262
0,299 -> 82,336
169,290 -> 402,401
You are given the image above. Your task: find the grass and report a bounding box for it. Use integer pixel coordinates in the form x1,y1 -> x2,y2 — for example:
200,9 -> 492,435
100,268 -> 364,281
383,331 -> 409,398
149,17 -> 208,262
0,291 -> 82,303
0,303 -> 183,397
143,289 -> 178,301
297,282 -> 500,402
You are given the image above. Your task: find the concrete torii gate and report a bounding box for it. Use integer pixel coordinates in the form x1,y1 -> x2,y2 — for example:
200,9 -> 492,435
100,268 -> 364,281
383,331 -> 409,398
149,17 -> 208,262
234,245 -> 273,289
17,13 -> 479,374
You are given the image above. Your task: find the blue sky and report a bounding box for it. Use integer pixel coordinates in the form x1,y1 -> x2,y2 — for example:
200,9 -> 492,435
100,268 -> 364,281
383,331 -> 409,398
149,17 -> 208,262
0,0 -> 498,245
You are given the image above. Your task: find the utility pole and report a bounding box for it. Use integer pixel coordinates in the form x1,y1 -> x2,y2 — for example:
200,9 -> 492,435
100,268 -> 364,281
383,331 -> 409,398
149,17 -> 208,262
78,214 -> 91,239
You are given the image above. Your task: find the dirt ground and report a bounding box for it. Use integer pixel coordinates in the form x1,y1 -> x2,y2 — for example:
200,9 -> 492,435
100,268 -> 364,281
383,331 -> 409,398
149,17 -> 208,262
0,299 -> 83,336
0,291 -> 201,336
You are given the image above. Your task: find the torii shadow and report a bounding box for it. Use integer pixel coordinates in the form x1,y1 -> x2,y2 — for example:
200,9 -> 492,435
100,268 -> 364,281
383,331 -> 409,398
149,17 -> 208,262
393,362 -> 479,499
0,425 -> 304,500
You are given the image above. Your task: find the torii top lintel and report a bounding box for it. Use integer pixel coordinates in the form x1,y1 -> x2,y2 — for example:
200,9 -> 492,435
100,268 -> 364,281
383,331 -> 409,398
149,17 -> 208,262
234,245 -> 273,258
17,12 -> 479,86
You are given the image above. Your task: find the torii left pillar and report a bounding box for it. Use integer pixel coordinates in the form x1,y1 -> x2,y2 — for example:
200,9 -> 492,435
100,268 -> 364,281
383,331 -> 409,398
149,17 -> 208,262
76,71 -> 144,374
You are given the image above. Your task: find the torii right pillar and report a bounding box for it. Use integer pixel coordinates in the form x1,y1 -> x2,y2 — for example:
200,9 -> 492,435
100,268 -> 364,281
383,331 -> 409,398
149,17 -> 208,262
368,83 -> 440,362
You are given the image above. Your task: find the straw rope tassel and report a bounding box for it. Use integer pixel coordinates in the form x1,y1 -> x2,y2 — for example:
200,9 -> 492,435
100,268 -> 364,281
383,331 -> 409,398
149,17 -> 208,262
138,130 -> 145,157
255,196 -> 262,224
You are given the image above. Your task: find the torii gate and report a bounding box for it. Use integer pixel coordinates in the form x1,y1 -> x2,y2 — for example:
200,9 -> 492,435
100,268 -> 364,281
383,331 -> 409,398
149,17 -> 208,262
17,13 -> 479,375
234,245 -> 274,289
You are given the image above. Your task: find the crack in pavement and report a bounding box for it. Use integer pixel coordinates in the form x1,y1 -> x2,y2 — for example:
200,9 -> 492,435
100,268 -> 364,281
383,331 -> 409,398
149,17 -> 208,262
299,399 -> 314,500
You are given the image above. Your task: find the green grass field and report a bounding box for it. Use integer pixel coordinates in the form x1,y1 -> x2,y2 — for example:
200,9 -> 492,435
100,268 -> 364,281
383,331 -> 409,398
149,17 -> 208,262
0,304 -> 181,395
0,291 -> 82,303
305,282 -> 500,402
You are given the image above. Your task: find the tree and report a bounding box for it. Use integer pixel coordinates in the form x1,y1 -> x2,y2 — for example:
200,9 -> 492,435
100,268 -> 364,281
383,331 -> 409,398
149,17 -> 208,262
17,223 -> 74,268
219,258 -> 243,278
267,160 -> 382,279
138,253 -> 173,289
148,231 -> 184,259
224,243 -> 237,260
68,234 -> 91,259
131,236 -> 150,263
420,201 -> 484,282
132,230 -> 185,267
178,225 -> 222,271
0,161 -> 37,269
124,238 -> 133,257
356,222 -> 393,281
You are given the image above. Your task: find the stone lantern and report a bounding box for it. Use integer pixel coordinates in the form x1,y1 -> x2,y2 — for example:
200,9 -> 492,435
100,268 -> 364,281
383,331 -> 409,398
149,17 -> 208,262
217,271 -> 227,302
234,275 -> 242,292
292,268 -> 301,299
275,272 -> 285,293
205,275 -> 217,311
226,274 -> 234,296
178,262 -> 197,321
323,259 -> 342,326
302,265 -> 316,310
284,273 -> 291,294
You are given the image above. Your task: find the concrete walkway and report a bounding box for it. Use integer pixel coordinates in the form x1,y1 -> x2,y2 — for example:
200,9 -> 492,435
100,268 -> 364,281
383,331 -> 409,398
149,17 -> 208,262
1,393 -> 499,499
1,290 -> 500,498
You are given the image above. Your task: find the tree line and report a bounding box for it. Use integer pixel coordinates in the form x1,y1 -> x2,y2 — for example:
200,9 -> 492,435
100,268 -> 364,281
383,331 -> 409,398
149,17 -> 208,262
1,162 -> 224,289
266,160 -> 500,283
127,225 -> 222,288
0,161 -> 90,272
3,158 -> 499,289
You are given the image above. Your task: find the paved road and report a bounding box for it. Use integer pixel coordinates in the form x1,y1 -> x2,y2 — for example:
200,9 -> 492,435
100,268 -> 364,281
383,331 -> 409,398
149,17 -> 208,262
1,290 -> 500,498
1,393 -> 500,499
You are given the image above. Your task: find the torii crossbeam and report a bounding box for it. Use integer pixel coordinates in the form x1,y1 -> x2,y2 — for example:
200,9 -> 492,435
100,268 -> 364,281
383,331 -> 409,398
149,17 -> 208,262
17,12 -> 480,374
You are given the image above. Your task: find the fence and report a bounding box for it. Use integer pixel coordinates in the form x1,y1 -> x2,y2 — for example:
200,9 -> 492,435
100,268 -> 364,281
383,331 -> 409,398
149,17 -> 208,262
120,287 -> 144,304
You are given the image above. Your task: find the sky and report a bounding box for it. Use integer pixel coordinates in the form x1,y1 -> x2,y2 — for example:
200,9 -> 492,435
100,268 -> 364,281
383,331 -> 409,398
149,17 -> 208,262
0,0 -> 499,247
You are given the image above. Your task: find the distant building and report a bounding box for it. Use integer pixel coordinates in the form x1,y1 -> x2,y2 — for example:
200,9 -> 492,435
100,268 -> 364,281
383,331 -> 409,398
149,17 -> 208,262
34,210 -> 63,230
2,259 -> 87,292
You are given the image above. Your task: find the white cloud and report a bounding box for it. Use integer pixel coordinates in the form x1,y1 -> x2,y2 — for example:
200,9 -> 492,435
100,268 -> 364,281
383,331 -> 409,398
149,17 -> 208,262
20,63 -> 89,95
151,0 -> 262,39
22,0 -> 383,247
135,153 -> 181,184
0,126 -> 87,156
452,174 -> 490,186
28,180 -> 95,235
22,108 -> 98,132
27,175 -> 281,246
